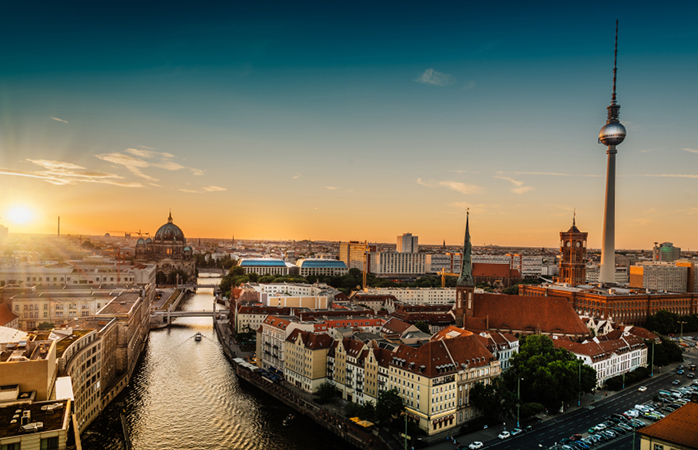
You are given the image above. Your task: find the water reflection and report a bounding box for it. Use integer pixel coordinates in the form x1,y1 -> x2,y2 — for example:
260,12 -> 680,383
81,278 -> 353,450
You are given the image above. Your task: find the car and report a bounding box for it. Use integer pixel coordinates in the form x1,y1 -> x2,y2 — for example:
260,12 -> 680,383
510,428 -> 523,436
468,442 -> 484,450
588,427 -> 597,434
673,379 -> 681,385
638,386 -> 648,392
688,373 -> 695,379
524,425 -> 534,433
498,431 -> 510,440
677,369 -> 684,375
571,433 -> 583,441
595,424 -> 606,431
560,438 -> 572,445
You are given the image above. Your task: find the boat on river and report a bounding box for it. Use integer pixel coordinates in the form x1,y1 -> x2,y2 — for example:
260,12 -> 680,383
194,332 -> 202,341
282,414 -> 295,427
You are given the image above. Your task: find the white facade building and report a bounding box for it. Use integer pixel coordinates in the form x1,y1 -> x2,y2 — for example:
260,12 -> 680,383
369,252 -> 427,277
630,262 -> 688,293
363,287 -> 456,305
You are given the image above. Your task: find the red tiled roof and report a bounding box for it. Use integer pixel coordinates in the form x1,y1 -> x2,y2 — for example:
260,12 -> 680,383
431,326 -> 473,341
381,318 -> 413,335
263,315 -> 292,330
389,335 -> 494,378
472,263 -> 511,277
286,329 -> 334,350
637,402 -> 698,448
0,303 -> 18,326
473,293 -> 590,336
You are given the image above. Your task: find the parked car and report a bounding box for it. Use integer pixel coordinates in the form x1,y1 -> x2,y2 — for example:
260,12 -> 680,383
672,380 -> 681,385
510,428 -> 523,436
638,386 -> 648,392
498,431 -> 510,440
468,442 -> 484,450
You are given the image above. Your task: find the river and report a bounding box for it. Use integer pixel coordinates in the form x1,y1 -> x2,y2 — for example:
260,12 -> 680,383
81,277 -> 354,450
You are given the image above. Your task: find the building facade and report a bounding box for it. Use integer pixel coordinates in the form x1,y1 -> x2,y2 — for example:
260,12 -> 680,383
557,219 -> 588,286
397,233 -> 419,253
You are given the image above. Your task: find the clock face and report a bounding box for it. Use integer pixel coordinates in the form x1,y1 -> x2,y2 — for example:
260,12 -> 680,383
566,242 -> 571,247
576,242 -> 581,247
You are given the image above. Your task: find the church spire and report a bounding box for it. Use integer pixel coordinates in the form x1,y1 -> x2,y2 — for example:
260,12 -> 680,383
457,210 -> 474,287
168,209 -> 173,224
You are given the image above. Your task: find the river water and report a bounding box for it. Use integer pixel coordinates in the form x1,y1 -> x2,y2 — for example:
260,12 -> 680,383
81,277 -> 354,450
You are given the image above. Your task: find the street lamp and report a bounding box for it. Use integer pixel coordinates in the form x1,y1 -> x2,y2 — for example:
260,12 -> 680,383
651,341 -> 655,377
679,321 -> 688,340
578,359 -> 582,407
517,377 -> 523,428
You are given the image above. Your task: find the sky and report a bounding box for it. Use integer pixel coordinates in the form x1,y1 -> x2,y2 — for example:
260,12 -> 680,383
1,1 -> 697,249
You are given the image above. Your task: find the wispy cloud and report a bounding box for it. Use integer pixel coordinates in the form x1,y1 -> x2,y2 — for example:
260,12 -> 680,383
417,178 -> 483,195
51,117 -> 68,124
495,174 -> 534,194
676,207 -> 698,215
498,171 -> 600,178
202,186 -> 227,192
414,68 -> 454,87
190,169 -> 204,176
96,148 -> 198,182
125,148 -> 174,159
179,189 -> 199,193
138,145 -> 156,150
324,186 -> 340,190
682,148 -> 698,154
639,173 -> 698,179
462,81 -> 475,90
292,173 -> 301,180
0,159 -> 143,187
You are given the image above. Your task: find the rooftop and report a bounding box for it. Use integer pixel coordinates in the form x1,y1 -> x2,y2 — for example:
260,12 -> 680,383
0,399 -> 70,439
637,401 -> 698,448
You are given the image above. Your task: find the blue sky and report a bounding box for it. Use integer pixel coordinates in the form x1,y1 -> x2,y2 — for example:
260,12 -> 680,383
1,1 -> 697,248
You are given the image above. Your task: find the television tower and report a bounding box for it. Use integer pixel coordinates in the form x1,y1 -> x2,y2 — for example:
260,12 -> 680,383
598,20 -> 626,284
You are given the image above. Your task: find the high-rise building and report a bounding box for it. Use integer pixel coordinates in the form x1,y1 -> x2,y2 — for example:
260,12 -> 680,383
557,216 -> 588,286
396,233 -> 418,253
598,22 -> 627,284
653,242 -> 681,262
338,241 -> 376,271
629,262 -> 688,293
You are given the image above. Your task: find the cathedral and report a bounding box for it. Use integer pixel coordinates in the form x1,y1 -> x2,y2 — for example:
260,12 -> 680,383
135,212 -> 195,280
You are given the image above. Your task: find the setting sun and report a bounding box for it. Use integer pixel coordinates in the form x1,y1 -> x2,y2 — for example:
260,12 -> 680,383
7,206 -> 33,225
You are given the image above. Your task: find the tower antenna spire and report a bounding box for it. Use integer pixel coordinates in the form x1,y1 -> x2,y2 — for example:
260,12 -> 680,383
612,20 -> 618,105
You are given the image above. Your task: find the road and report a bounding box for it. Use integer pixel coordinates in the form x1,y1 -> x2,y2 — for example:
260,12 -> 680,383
442,349 -> 698,450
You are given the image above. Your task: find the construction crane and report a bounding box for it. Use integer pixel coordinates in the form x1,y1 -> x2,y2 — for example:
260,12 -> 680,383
106,230 -> 149,238
438,268 -> 459,288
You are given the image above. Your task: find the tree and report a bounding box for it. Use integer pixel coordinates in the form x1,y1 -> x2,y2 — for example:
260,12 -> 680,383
376,388 -> 404,424
414,321 -> 431,334
315,381 -> 339,404
645,310 -> 680,335
470,381 -> 504,419
503,335 -> 596,409
37,322 -> 55,330
248,272 -> 259,283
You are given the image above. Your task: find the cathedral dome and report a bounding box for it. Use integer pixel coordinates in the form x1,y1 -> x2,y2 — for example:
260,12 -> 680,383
136,238 -> 145,246
154,212 -> 186,243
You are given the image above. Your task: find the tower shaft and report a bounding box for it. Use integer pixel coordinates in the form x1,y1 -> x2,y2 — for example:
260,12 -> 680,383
599,146 -> 617,283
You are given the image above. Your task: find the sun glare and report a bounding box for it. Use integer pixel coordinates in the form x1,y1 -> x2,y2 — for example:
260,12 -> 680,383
7,206 -> 33,225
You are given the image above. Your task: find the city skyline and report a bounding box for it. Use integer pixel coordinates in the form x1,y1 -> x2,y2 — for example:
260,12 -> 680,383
2,2 -> 698,249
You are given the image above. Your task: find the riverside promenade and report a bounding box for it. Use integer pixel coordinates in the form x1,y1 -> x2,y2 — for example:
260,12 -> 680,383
213,318 -> 393,450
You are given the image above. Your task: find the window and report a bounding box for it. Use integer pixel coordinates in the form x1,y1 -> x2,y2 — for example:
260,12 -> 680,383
2,443 -> 21,450
41,436 -> 60,450
653,446 -> 663,450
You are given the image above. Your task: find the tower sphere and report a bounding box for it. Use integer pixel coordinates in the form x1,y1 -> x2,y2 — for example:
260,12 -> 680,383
599,122 -> 626,146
